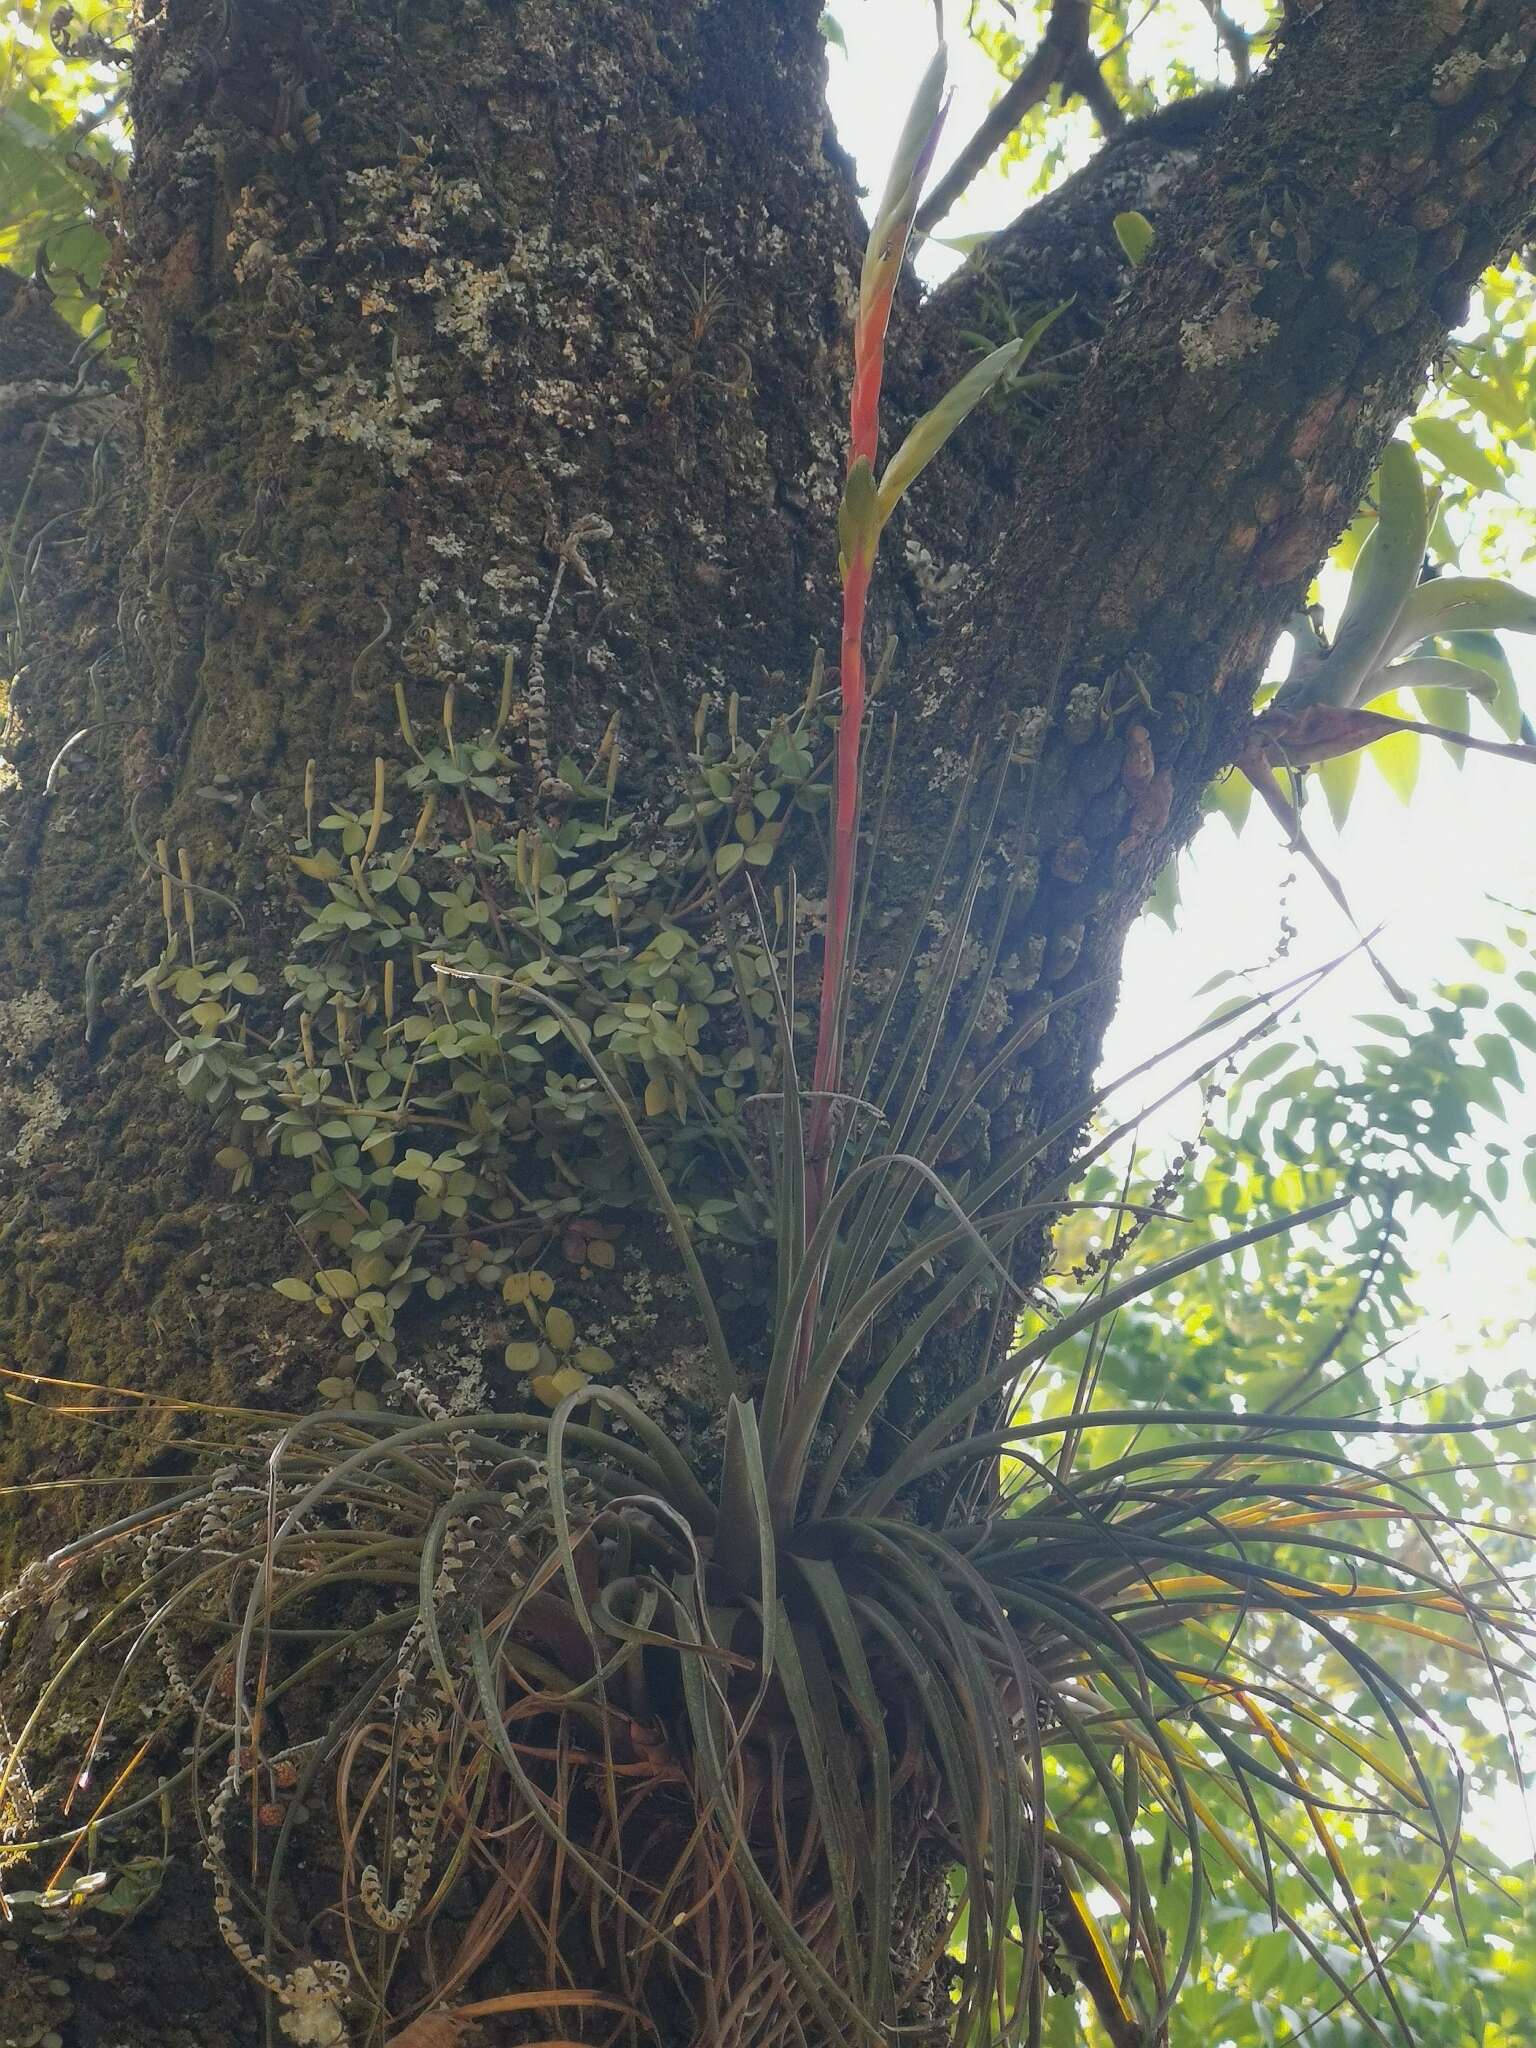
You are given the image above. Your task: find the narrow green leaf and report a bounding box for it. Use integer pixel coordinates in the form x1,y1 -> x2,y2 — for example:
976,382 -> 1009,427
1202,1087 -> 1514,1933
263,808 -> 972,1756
1389,575 -> 1536,667
1446,630 -> 1524,739
1366,656 -> 1495,708
875,340 -> 1023,529
1325,441 -> 1428,704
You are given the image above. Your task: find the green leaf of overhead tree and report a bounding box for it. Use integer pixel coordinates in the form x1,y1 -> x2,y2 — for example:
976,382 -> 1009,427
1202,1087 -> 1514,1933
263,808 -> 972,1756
1366,705 -> 1420,802
1315,743 -> 1360,828
1411,412 -> 1509,496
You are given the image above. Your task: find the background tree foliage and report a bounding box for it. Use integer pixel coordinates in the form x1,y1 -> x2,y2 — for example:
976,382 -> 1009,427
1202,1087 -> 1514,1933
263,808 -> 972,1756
3,2 -> 1536,2045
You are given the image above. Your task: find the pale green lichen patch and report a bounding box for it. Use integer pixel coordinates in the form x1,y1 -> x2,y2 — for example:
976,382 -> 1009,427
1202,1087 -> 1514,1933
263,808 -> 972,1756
288,356 -> 441,476
1179,280 -> 1278,372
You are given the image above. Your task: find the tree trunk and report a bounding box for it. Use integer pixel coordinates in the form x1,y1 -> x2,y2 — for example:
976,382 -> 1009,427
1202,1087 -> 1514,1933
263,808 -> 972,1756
2,2 -> 1534,2043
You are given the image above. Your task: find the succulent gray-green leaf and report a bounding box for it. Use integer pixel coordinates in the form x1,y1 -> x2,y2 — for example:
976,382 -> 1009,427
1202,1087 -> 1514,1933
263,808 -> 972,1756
1360,655 -> 1498,706
1275,444 -> 1536,727
1384,574 -> 1536,668
1280,441 -> 1427,711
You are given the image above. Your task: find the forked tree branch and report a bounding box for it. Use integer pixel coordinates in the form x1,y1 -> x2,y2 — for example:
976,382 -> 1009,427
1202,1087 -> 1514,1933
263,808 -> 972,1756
916,0 -> 1124,233
1198,0 -> 1255,81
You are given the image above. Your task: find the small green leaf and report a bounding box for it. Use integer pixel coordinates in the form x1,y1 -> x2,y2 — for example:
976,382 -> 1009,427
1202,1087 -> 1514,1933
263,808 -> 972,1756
545,1306 -> 576,1351
1495,1001 -> 1536,1055
1113,210 -> 1154,265
272,1277 -> 314,1303
1368,722 -> 1420,803
1315,745 -> 1360,829
1204,768 -> 1253,835
1240,1042 -> 1297,1086
1145,856 -> 1180,931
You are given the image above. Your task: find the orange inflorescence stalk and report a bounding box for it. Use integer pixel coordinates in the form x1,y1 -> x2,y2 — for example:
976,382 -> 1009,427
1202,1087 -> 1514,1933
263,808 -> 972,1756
785,57 -> 952,1415
806,64 -> 950,1206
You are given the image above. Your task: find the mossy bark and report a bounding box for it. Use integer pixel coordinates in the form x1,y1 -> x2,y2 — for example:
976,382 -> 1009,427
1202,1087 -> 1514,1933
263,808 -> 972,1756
2,1 -> 1535,2041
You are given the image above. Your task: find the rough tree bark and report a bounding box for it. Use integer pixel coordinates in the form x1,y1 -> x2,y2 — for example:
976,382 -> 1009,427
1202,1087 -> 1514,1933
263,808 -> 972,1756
2,0 -> 1535,2042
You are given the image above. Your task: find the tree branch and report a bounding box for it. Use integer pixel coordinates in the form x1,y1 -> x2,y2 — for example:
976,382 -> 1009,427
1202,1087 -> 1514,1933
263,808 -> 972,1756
875,0 -> 1536,1211
966,0 -> 1536,734
0,268 -> 121,521
1198,0 -> 1254,82
916,0 -> 1124,233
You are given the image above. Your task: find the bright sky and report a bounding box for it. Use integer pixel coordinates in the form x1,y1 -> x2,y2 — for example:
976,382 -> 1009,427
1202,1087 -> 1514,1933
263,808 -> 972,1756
827,0 -> 1536,1864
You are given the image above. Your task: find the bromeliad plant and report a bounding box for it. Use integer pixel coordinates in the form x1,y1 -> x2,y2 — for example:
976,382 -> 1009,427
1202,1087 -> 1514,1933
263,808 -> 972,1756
2,1139 -> 1532,2048
1236,439 -> 1536,975
4,45 -> 1536,2048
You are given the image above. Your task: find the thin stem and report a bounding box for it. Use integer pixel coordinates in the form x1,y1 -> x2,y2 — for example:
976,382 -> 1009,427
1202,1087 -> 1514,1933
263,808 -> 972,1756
807,550 -> 871,1187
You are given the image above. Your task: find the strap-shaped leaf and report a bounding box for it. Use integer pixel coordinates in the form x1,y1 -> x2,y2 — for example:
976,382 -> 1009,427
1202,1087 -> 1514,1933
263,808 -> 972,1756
1361,654 -> 1497,705
1319,441 -> 1428,706
874,339 -> 1024,530
1384,572 -> 1536,667
712,1396 -> 776,1628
